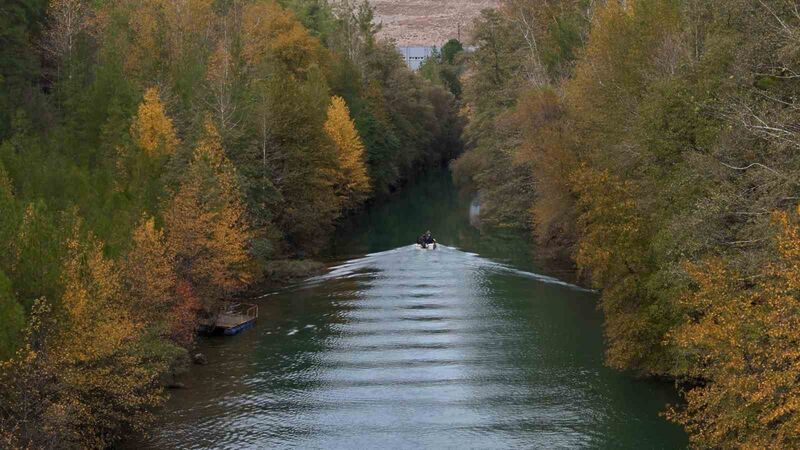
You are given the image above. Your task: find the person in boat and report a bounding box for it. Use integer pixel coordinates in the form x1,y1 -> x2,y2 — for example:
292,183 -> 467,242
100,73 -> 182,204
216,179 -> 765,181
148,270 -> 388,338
418,231 -> 437,248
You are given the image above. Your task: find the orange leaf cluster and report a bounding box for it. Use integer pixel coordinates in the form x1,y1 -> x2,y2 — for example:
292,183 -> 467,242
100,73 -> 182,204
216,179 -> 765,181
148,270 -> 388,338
670,206 -> 800,448
164,119 -> 253,312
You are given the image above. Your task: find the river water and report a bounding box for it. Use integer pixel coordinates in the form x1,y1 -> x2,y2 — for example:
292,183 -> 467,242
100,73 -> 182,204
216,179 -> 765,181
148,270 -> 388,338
137,172 -> 687,449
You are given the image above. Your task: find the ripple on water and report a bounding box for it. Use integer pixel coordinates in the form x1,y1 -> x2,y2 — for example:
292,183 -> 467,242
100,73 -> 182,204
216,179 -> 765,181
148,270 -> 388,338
135,245 -> 685,449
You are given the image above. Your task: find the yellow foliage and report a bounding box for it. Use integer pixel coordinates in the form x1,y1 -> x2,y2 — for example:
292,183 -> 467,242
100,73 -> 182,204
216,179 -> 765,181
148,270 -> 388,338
58,228 -> 137,363
164,119 -> 253,311
241,2 -> 324,75
0,226 -> 172,448
130,87 -> 180,157
324,96 -> 371,209
669,205 -> 800,448
206,40 -> 232,86
123,215 -> 177,324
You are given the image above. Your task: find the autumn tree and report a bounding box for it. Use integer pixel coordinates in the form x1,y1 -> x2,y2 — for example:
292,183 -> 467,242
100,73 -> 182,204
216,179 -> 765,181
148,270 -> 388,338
324,95 -> 370,210
118,0 -> 164,80
111,86 -> 182,236
165,119 -> 253,313
511,87 -> 577,254
0,225 -> 176,448
130,87 -> 179,157
0,299 -> 60,449
239,1 -> 340,254
50,228 -> 160,447
123,215 -> 176,324
670,206 -> 800,448
242,1 -> 326,76
124,215 -> 201,346
570,165 -> 674,372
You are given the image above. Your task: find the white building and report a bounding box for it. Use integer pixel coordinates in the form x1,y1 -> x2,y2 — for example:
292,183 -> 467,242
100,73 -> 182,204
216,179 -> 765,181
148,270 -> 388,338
398,46 -> 437,71
399,44 -> 475,71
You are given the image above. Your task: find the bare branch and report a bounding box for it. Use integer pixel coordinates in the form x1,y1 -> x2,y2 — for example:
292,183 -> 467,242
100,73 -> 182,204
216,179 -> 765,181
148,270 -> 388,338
719,161 -> 783,176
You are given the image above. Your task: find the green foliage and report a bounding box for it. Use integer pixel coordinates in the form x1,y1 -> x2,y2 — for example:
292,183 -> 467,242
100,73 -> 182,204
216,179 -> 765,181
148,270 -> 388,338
420,45 -> 464,99
279,0 -> 336,39
441,39 -> 464,65
0,272 -> 24,361
456,0 -> 800,444
0,0 -> 47,140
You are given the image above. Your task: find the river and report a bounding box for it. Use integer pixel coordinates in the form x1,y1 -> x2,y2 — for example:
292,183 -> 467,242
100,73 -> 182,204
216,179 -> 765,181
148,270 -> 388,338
135,171 -> 688,449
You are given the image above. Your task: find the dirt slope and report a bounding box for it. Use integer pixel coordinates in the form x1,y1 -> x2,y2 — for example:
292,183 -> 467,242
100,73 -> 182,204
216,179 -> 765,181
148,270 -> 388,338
371,0 -> 500,46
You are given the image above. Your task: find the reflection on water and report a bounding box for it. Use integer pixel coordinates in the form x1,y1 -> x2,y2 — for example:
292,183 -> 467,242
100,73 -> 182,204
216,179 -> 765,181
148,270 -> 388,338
135,172 -> 687,449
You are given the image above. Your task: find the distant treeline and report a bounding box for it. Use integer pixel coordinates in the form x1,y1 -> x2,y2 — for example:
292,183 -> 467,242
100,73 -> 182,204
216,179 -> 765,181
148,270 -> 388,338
454,0 -> 800,447
0,0 -> 462,447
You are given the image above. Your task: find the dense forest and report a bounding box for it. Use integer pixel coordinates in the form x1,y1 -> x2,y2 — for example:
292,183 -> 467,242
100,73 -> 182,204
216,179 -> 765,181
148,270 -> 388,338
0,0 -> 462,447
453,0 -> 800,447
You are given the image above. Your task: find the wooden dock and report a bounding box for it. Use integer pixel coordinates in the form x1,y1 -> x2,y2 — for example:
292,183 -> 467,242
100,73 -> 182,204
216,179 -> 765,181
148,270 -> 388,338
200,302 -> 258,336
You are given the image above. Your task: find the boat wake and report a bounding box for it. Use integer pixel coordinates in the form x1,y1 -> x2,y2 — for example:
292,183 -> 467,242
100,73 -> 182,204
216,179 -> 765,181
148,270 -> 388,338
301,245 -> 593,293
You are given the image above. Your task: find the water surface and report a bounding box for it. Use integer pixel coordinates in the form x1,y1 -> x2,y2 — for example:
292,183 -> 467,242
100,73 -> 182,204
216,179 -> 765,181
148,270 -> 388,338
138,172 -> 687,449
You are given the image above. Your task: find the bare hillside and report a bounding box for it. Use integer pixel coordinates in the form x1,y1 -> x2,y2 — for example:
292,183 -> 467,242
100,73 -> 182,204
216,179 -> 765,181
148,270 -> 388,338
371,0 -> 500,46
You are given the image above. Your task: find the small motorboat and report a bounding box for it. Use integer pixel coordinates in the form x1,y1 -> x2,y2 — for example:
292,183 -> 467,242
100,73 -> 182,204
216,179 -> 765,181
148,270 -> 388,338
416,231 -> 437,250
416,242 -> 437,250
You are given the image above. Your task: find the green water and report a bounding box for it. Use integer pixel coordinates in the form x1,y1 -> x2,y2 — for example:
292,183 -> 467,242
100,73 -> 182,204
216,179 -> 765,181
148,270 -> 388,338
137,172 -> 688,449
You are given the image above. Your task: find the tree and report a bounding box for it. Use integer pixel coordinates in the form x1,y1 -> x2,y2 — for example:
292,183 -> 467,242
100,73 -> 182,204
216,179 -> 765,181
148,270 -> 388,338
242,1 -> 326,76
511,87 -> 577,253
332,0 -> 380,73
0,225 -> 175,448
41,0 -> 90,80
8,202 -> 64,310
324,96 -> 370,209
570,162 -> 680,375
281,0 -> 337,39
0,0 -> 468,444
124,215 -> 201,346
0,162 -> 20,273
164,118 -> 253,312
122,215 -> 176,324
419,54 -> 443,86
0,0 -> 46,140
205,38 -> 240,139
441,39 -> 464,65
670,206 -> 800,448
50,228 -> 161,447
130,87 -> 179,157
0,272 -> 24,361
0,299 -> 60,449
